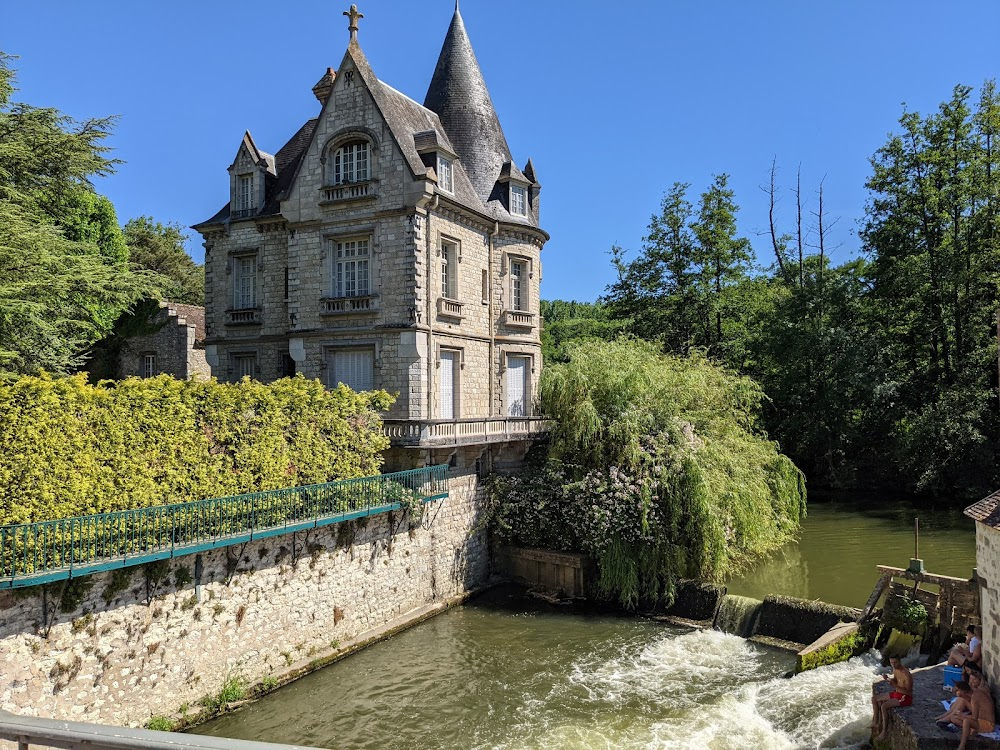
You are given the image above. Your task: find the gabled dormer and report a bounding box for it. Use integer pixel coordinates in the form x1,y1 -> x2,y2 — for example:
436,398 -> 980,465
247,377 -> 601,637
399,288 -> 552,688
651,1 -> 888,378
497,161 -> 532,220
414,130 -> 459,196
227,131 -> 275,221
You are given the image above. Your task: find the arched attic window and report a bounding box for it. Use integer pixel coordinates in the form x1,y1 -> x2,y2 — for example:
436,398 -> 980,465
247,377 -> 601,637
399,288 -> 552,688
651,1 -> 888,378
327,139 -> 371,185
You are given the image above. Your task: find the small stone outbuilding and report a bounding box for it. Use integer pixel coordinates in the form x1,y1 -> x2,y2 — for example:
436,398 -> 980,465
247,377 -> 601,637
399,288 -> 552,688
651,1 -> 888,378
117,302 -> 210,380
964,490 -> 1000,687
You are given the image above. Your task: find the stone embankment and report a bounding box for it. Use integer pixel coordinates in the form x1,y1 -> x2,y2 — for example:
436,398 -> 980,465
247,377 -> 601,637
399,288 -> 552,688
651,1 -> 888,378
0,470 -> 488,729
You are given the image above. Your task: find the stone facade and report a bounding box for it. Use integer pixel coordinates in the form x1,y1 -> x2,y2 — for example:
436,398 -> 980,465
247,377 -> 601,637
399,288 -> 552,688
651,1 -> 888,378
193,7 -> 547,430
117,303 -> 209,381
976,522 -> 1000,687
0,463 -> 489,728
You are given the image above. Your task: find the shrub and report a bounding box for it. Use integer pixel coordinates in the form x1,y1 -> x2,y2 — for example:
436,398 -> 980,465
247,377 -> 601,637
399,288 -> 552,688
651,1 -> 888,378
0,373 -> 392,524
146,716 -> 173,732
487,339 -> 806,609
883,594 -> 929,635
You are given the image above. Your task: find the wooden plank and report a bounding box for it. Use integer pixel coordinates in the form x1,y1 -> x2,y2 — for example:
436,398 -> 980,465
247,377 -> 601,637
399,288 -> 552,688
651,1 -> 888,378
876,565 -> 974,586
861,573 -> 891,621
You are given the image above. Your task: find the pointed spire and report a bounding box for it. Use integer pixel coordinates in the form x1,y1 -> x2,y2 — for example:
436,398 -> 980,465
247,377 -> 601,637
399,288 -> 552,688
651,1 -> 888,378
424,6 -> 514,204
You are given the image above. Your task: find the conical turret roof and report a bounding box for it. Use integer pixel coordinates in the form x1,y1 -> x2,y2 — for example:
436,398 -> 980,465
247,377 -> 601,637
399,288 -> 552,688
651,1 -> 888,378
424,7 -> 513,205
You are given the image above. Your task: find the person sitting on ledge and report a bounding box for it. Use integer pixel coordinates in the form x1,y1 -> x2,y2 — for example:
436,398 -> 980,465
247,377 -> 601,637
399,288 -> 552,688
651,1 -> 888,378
948,624 -> 982,668
937,678 -> 973,729
957,677 -> 996,750
963,660 -> 984,687
872,656 -> 913,743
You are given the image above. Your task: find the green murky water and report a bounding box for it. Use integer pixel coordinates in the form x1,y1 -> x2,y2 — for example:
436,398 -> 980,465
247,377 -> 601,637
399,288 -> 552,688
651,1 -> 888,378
193,494 -> 976,749
726,493 -> 977,607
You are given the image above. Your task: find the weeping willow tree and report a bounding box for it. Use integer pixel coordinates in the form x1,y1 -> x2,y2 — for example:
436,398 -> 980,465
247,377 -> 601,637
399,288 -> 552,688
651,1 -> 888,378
488,338 -> 806,609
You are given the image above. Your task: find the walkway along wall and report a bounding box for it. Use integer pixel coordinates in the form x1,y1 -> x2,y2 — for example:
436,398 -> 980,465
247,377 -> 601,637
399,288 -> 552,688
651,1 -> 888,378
0,466 -> 488,728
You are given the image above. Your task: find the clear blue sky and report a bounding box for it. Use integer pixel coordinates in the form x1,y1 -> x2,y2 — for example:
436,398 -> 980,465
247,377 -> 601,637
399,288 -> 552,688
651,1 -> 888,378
4,1 -> 998,301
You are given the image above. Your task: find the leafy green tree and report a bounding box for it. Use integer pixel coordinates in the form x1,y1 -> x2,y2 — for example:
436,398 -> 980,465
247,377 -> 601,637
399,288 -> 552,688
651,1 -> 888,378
692,173 -> 754,355
0,201 -> 143,376
123,217 -> 205,304
489,338 -> 805,608
606,176 -> 755,365
539,299 -> 623,362
606,183 -> 702,348
0,53 -> 146,376
860,82 -> 1000,496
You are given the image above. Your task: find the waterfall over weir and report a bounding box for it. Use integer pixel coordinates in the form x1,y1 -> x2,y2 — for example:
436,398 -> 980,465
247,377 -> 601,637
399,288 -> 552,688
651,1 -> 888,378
713,594 -> 763,638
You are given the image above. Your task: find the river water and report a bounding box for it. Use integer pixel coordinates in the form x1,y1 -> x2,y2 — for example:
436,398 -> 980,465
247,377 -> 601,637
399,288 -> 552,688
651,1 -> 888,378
195,587 -> 881,749
194,494 -> 977,749
726,492 -> 977,607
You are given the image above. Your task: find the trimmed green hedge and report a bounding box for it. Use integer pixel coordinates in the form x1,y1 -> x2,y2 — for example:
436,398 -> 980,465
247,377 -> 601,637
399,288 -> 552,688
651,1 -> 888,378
0,373 -> 393,525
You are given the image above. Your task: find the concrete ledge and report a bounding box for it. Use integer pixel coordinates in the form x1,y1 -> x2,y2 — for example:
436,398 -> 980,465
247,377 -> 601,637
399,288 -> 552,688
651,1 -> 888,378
873,663 -> 997,749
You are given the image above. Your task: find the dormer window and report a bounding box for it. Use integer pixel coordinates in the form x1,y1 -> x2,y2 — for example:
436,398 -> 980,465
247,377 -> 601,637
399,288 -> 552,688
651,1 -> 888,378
510,184 -> 527,217
237,174 -> 254,212
332,141 -> 370,184
437,155 -> 454,193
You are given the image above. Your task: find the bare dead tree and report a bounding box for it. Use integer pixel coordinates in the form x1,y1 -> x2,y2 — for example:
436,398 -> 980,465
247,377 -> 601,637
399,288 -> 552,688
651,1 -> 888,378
763,157 -> 789,279
796,165 -> 805,288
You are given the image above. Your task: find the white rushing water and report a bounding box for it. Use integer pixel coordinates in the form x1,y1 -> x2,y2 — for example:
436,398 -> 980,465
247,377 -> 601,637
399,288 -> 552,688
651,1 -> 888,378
494,629 -> 880,750
196,597 -> 882,750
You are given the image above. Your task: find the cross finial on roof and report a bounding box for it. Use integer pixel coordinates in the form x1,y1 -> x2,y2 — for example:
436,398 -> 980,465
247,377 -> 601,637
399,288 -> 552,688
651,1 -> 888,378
344,4 -> 363,40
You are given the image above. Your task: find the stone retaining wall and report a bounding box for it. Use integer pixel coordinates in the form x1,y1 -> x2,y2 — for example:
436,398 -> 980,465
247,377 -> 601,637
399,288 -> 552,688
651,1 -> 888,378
0,467 -> 488,729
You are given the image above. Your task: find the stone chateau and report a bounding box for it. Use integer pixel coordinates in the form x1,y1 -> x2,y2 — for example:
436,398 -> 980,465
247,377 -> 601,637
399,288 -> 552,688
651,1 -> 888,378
194,4 -> 548,471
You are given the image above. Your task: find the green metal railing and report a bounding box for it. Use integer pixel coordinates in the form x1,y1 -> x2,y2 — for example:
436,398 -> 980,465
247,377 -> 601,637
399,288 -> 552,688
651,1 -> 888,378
0,464 -> 448,589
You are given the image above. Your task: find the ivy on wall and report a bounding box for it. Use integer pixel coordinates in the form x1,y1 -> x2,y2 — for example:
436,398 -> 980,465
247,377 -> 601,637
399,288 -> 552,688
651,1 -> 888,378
0,373 -> 393,525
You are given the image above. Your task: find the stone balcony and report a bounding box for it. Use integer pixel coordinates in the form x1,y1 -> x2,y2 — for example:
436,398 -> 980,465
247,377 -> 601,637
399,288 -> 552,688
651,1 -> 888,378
503,309 -> 536,329
319,180 -> 378,205
321,295 -> 379,316
225,307 -> 262,325
437,297 -> 465,321
382,417 -> 550,448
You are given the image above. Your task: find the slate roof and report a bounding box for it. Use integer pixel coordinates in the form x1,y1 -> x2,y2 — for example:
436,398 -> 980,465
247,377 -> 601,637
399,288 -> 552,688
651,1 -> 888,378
195,11 -> 539,231
965,490 -> 1000,529
165,303 -> 206,343
195,119 -> 318,227
344,40 -> 494,221
423,7 -> 536,226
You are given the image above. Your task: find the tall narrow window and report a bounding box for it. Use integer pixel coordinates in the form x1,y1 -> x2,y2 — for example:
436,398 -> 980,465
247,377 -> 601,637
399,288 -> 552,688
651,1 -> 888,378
234,355 -> 256,381
237,174 -> 253,211
510,184 -> 527,217
481,269 -> 489,304
328,348 -> 374,392
437,156 -> 453,193
439,350 -> 458,419
441,239 -> 458,299
234,256 -> 257,309
332,142 -> 370,184
333,238 -> 371,297
143,353 -> 156,378
510,260 -> 525,311
506,355 -> 529,417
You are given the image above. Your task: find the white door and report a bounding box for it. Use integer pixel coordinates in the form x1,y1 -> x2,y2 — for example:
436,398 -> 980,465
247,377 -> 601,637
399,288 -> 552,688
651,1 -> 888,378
506,356 -> 527,417
331,349 -> 374,391
440,351 -> 456,419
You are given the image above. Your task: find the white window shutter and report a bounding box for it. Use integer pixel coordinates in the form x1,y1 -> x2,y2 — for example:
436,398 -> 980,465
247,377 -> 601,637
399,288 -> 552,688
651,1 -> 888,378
440,351 -> 456,419
332,349 -> 374,392
506,356 -> 527,417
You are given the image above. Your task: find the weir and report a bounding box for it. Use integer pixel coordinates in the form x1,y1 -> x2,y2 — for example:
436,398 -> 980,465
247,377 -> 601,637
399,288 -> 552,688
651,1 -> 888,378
713,594 -> 762,638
